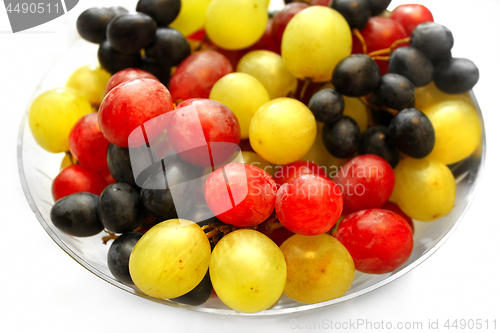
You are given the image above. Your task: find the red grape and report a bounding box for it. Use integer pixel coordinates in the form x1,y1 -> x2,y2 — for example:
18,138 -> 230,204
274,161 -> 329,187
98,78 -> 174,148
382,201 -> 414,234
257,213 -> 294,246
333,154 -> 395,215
391,4 -> 434,35
275,174 -> 343,236
104,68 -> 158,95
167,99 -> 241,167
312,0 -> 330,6
272,2 -> 309,46
205,163 -> 277,227
249,18 -> 281,54
336,209 -> 413,274
169,50 -> 233,103
52,165 -> 107,201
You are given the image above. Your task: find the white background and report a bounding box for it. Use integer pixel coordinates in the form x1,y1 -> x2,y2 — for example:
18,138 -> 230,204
1,0 -> 499,332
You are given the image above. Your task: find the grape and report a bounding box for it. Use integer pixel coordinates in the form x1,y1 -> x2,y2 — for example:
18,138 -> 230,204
170,0 -> 211,36
411,22 -> 454,63
382,201 -> 414,234
66,65 -> 111,105
274,161 -> 329,187
205,163 -> 277,227
373,74 -> 415,111
280,234 -> 355,304
433,58 -> 480,94
241,151 -> 276,175
209,73 -> 270,139
52,165 -> 108,201
98,78 -> 174,148
343,97 -> 368,132
332,55 -> 380,97
391,4 -> 434,35
210,229 -> 286,313
389,108 -> 435,158
107,144 -> 136,187
107,232 -> 142,285
322,116 -> 361,158
50,193 -> 103,237
414,81 -> 473,111
271,2 -> 309,46
205,0 -> 268,50
138,57 -> 171,87
76,7 -> 116,44
136,0 -> 181,27
106,13 -> 157,54
282,6 -> 352,82
167,99 -> 241,167
369,94 -> 394,127
389,46 -> 434,87
236,50 -> 297,99
336,209 -> 413,274
171,271 -> 213,306
169,51 -> 233,102
129,219 -> 211,299
29,88 -> 93,153
60,153 -> 77,171
256,213 -> 295,246
393,157 -> 456,221
107,6 -> 128,16
308,89 -> 344,124
330,0 -> 371,30
99,183 -> 143,233
145,28 -> 191,68
367,0 -> 391,16
424,101 -> 481,165
98,41 -> 142,74
249,98 -> 316,165
312,0 -> 330,5
359,126 -> 400,168
105,68 -> 158,95
276,175 -> 343,235
248,19 -> 281,55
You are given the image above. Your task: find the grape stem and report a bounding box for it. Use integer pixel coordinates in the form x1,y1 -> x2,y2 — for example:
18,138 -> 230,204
352,28 -> 367,54
299,78 -> 312,102
367,37 -> 411,58
370,56 -> 391,62
102,230 -> 118,245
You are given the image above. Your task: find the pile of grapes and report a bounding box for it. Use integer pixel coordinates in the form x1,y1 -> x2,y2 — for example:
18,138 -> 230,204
27,0 -> 481,313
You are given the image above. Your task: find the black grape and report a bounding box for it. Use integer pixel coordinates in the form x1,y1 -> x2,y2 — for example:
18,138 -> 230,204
411,22 -> 454,63
389,108 -> 435,158
107,13 -> 157,54
136,0 -> 181,27
373,74 -> 415,111
308,89 -> 345,123
139,57 -> 172,86
322,116 -> 361,158
50,193 -> 103,237
76,7 -> 116,44
359,126 -> 400,168
332,54 -> 380,97
99,183 -> 143,233
434,58 -> 479,94
107,144 -> 135,186
145,28 -> 191,68
98,41 -> 141,74
107,232 -> 142,285
369,94 -> 394,127
330,0 -> 371,30
367,0 -> 391,15
389,46 -> 434,87
107,6 -> 128,16
171,271 -> 213,306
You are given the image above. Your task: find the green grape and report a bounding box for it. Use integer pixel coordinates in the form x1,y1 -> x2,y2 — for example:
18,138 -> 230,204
423,100 -> 481,165
210,229 -> 286,313
249,98 -> 316,165
29,88 -> 94,153
414,81 -> 474,111
66,65 -> 111,105
280,234 -> 355,304
129,219 -> 211,299
241,151 -> 276,176
205,0 -> 268,50
170,0 -> 211,37
282,6 -> 351,82
393,157 -> 456,222
209,73 -> 270,139
237,50 -> 298,99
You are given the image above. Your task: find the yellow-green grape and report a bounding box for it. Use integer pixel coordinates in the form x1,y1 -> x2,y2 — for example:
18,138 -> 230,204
129,219 -> 211,299
60,153 -> 77,170
210,73 -> 270,139
414,81 -> 474,110
261,0 -> 270,7
205,0 -> 268,50
280,234 -> 355,304
282,6 -> 351,82
29,88 -> 94,153
393,157 -> 456,222
249,98 -> 316,165
241,151 -> 276,176
210,229 -> 286,313
236,50 -> 298,99
66,65 -> 111,105
423,101 -> 482,165
170,0 -> 211,37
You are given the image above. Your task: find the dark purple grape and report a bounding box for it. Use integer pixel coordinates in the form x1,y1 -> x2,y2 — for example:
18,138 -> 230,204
332,54 -> 380,97
389,46 -> 434,87
359,126 -> 400,168
107,6 -> 128,16
107,232 -> 142,285
107,144 -> 135,186
98,41 -> 141,74
367,0 -> 391,15
322,116 -> 361,158
106,13 -> 157,54
434,58 -> 479,94
136,0 -> 181,27
99,183 -> 143,233
330,0 -> 371,30
308,89 -> 345,123
370,94 -> 394,127
50,193 -> 103,237
389,108 -> 435,158
373,74 -> 415,111
76,7 -> 116,44
139,57 -> 171,86
145,28 -> 191,68
411,22 -> 454,63
171,271 -> 213,306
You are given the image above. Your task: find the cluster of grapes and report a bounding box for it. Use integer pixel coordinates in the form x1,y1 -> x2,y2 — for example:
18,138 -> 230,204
27,0 -> 482,314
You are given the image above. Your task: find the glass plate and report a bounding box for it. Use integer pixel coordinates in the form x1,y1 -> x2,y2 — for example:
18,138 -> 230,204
17,38 -> 486,316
